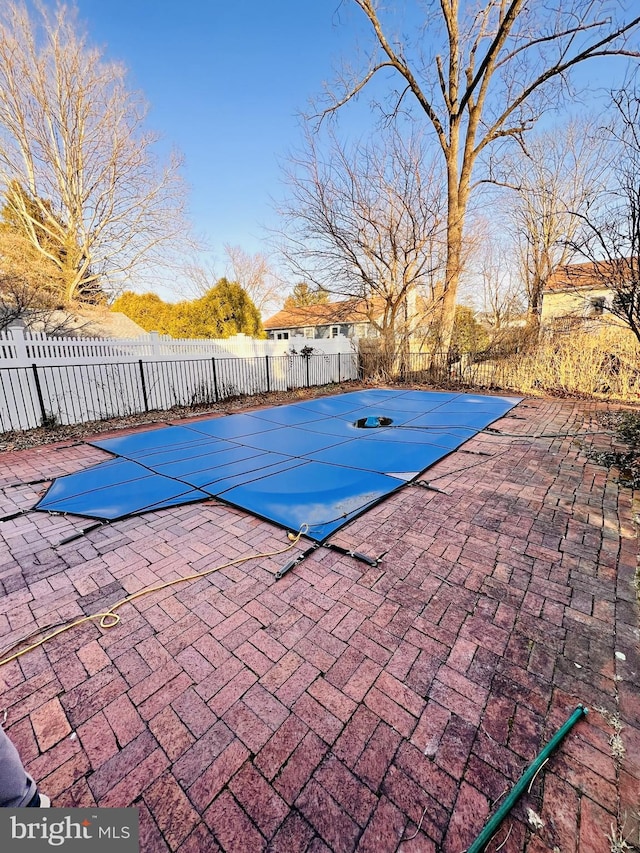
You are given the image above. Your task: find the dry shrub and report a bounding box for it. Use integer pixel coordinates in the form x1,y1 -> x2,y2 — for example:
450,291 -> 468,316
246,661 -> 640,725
357,325 -> 639,401
481,326 -> 640,401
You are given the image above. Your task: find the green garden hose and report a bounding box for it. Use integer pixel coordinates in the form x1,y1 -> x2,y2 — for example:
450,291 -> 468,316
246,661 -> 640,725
466,704 -> 588,853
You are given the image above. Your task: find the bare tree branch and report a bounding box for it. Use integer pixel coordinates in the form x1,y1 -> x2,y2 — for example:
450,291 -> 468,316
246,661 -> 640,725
565,91 -> 640,343
223,244 -> 285,319
492,118 -> 612,326
0,2 -> 194,305
321,0 -> 640,352
277,125 -> 446,371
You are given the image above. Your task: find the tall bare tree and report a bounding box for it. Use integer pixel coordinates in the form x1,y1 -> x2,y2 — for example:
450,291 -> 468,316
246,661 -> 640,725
0,2 -> 191,305
279,126 -> 445,371
494,120 -> 611,327
322,0 -> 640,351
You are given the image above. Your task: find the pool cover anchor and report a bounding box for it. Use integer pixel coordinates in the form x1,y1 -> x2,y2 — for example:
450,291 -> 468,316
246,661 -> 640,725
275,544 -> 319,580
0,508 -> 30,523
321,541 -> 381,566
466,704 -> 588,853
57,520 -> 107,546
275,537 -> 382,580
413,480 -> 448,495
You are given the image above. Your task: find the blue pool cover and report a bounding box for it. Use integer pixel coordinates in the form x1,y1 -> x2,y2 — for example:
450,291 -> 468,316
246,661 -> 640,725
35,390 -> 520,542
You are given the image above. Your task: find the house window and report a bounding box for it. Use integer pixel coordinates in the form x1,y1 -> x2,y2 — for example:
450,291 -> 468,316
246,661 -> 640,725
276,331 -> 289,340
331,325 -> 340,338
589,297 -> 606,316
304,327 -> 314,339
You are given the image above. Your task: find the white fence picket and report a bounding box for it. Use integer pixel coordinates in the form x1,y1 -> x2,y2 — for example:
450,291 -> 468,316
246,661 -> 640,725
0,328 -> 358,432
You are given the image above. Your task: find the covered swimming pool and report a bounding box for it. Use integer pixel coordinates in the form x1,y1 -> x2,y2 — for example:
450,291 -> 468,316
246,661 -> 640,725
35,389 -> 520,543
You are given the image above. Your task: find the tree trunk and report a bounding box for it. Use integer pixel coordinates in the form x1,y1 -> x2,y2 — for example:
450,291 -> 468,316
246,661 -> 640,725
526,276 -> 543,331
439,238 -> 462,354
435,153 -> 466,359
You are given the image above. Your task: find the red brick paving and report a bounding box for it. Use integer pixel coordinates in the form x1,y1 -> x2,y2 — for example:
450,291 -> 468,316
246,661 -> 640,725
0,395 -> 638,852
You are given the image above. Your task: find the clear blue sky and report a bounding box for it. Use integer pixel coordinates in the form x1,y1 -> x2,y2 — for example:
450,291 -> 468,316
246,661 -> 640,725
70,0 -> 366,288
42,2 -> 636,302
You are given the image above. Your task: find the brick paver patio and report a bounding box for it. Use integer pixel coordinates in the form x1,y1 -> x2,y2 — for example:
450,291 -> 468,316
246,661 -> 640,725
0,394 -> 638,852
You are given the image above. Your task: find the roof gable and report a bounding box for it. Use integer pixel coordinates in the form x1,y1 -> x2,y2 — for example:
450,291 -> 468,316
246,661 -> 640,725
544,259 -> 633,292
264,299 -> 378,330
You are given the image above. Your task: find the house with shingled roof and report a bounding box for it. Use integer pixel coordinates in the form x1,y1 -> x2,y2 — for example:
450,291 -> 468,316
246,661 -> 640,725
540,258 -> 635,330
8,306 -> 148,339
263,298 -> 383,341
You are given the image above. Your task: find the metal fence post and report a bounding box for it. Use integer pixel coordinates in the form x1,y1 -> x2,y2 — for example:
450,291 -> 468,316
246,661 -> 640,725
211,358 -> 219,402
31,364 -> 46,424
265,355 -> 271,393
138,360 -> 149,412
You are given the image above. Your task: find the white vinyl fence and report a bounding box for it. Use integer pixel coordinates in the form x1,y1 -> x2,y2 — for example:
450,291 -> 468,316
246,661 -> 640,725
0,328 -> 358,432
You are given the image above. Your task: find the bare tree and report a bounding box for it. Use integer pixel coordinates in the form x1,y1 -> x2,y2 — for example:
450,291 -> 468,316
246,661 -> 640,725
278,126 -> 445,372
224,245 -> 283,318
0,2 -> 191,305
179,256 -> 219,299
494,120 -> 611,327
322,0 -> 640,351
474,229 -> 525,331
569,90 -> 640,343
0,276 -> 78,334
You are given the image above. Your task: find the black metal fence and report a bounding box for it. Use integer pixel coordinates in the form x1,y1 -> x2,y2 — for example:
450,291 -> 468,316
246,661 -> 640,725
406,352 -> 518,389
0,351 -> 359,433
359,350 -> 521,392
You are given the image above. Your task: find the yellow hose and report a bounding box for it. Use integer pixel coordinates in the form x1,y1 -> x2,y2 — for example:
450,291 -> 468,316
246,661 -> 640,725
0,525 -> 308,668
